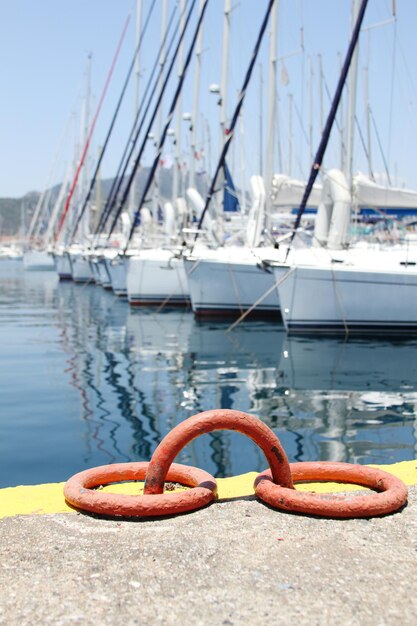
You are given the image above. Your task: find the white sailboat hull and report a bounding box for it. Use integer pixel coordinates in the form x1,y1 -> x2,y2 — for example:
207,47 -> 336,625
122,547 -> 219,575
276,260 -> 417,334
69,252 -> 93,283
97,258 -> 112,289
23,250 -> 55,271
89,259 -> 102,285
106,256 -> 127,297
126,250 -> 189,306
53,252 -> 72,279
184,246 -> 286,318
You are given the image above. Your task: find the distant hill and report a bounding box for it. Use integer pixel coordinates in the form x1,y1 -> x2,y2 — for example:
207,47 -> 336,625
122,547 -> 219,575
0,192 -> 40,238
0,167 -> 209,238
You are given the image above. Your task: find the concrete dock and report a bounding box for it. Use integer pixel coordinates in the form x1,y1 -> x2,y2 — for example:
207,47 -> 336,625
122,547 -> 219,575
1,484 -> 416,625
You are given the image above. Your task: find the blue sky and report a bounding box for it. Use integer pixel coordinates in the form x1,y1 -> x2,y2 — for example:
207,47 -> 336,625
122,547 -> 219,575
1,0 -> 417,198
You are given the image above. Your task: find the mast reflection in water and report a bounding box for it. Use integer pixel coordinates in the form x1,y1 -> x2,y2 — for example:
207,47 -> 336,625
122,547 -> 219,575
1,260 -> 416,488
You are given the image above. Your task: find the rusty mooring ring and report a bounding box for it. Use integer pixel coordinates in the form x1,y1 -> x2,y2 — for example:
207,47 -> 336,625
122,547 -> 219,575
255,461 -> 408,518
64,461 -> 217,517
144,409 -> 293,495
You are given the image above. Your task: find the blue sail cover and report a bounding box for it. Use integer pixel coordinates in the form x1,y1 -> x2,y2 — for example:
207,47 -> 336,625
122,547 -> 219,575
223,160 -> 240,213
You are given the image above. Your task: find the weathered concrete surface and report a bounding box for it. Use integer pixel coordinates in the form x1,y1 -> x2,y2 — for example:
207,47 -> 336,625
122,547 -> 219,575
1,487 -> 417,626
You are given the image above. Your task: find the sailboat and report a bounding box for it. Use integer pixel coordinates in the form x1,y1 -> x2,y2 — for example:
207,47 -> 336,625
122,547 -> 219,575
23,187 -> 56,271
183,0 -> 329,321
273,0 -> 417,335
184,171 -> 321,318
123,0 -> 209,307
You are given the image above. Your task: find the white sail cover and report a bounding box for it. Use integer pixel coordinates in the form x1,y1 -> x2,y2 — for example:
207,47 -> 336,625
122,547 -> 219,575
353,173 -> 417,210
270,174 -> 322,209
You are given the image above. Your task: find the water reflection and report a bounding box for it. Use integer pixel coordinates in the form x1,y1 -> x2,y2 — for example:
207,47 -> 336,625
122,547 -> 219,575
57,276 -> 417,475
279,335 -> 417,464
1,260 -> 416,487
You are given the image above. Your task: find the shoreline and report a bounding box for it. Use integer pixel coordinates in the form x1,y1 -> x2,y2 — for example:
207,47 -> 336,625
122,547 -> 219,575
1,459 -> 416,520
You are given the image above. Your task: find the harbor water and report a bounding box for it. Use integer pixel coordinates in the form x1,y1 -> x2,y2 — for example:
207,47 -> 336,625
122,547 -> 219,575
1,260 -> 416,489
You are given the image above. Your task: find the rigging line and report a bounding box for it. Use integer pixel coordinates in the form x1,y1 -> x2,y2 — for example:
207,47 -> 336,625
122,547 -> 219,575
287,101 -> 308,181
369,107 -> 392,185
225,266 -> 296,334
390,37 -> 417,157
194,0 -> 276,245
285,0 -> 369,261
396,34 -> 417,108
322,72 -> 345,154
105,1 -> 192,242
293,99 -> 309,147
94,3 -> 180,241
354,114 -> 374,180
123,0 -> 208,250
330,263 -> 350,338
70,1 -> 156,243
26,107 -> 77,243
54,12 -> 132,242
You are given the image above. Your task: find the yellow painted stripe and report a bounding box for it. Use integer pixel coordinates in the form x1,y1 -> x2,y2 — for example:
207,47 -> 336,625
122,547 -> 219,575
0,460 -> 416,520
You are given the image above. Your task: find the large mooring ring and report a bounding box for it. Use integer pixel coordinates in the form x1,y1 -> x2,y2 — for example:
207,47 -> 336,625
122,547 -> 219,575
64,461 -> 217,517
255,461 -> 408,518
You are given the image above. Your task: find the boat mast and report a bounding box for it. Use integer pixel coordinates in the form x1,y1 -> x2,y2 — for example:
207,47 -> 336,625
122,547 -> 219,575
318,54 -> 324,134
129,0 -> 143,215
308,55 -> 314,164
153,0 -> 168,222
288,93 -> 293,176
259,64 -> 263,176
55,12 -> 132,242
220,0 -> 231,150
345,0 -> 361,190
189,0 -> 204,190
286,0 -> 368,255
264,0 -> 279,221
78,53 -> 92,242
105,3 -> 191,240
195,0 -> 276,239
338,52 -> 346,172
95,4 -> 176,240
172,0 -> 186,204
124,0 -> 210,250
364,64 -> 374,180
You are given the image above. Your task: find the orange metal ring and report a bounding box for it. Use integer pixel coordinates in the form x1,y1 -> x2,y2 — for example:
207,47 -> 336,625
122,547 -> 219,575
255,461 -> 408,518
144,409 -> 293,495
64,461 -> 217,517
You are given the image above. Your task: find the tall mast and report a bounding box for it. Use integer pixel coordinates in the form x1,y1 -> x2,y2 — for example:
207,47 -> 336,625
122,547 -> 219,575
95,145 -> 102,231
318,54 -> 324,133
134,0 -> 142,120
264,0 -> 279,218
124,0 -> 210,250
153,0 -> 168,219
195,0 -> 276,238
363,65 -> 373,179
190,0 -> 204,189
220,0 -> 232,149
287,0 -> 368,255
259,64 -> 263,175
338,52 -> 345,172
157,1 -> 168,143
82,54 -> 93,240
55,10 -> 132,243
308,55 -> 314,163
172,0 -> 186,203
80,54 -> 92,204
288,93 -> 293,176
345,0 -> 361,187
129,0 -> 143,214
239,111 -> 247,214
